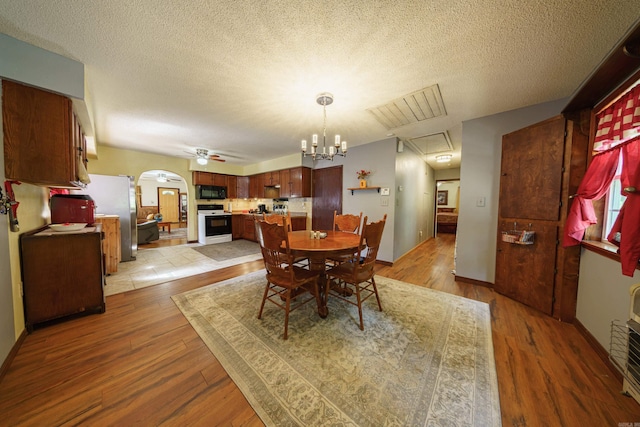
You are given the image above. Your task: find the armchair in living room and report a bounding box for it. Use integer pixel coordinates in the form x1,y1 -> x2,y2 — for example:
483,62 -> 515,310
137,220 -> 159,244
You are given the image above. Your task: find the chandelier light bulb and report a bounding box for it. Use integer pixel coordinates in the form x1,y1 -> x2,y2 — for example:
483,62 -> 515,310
301,139 -> 307,152
334,135 -> 340,147
312,134 -> 318,146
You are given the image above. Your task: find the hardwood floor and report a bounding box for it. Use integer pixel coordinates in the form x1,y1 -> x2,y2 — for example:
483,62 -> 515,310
1,234 -> 639,425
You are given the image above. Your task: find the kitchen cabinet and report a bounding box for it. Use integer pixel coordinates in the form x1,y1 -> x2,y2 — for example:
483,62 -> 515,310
495,115 -> 589,321
290,216 -> 306,231
192,171 -> 213,185
213,173 -> 227,186
3,80 -> 89,188
227,175 -> 237,199
283,167 -> 311,198
193,171 -> 229,187
235,214 -> 306,241
264,171 -> 280,186
236,176 -> 249,199
232,214 -> 244,239
249,174 -> 265,198
94,215 -> 121,274
243,215 -> 257,241
20,225 -> 105,331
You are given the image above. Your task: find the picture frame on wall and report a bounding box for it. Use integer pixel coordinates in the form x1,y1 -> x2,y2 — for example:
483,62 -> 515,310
437,190 -> 448,205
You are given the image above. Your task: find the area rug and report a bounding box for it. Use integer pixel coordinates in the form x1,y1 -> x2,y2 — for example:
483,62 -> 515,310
172,271 -> 501,426
192,239 -> 260,261
158,227 -> 187,240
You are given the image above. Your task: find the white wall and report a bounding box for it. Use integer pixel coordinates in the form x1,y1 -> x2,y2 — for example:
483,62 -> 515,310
139,178 -> 188,207
437,181 -> 459,210
435,168 -> 460,181
314,138 -> 397,263
456,98 -> 568,283
394,144 -> 434,259
576,249 -> 639,350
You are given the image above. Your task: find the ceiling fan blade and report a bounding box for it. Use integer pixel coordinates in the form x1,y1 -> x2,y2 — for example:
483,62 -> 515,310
212,158 -> 226,162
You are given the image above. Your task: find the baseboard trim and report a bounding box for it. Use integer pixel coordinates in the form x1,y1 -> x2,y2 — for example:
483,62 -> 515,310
573,318 -> 622,383
0,329 -> 27,384
454,275 -> 494,288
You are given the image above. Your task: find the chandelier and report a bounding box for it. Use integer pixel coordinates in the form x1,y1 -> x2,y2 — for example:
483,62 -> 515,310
301,93 -> 347,161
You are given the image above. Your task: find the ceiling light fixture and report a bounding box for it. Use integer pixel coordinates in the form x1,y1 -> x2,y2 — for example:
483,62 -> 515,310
436,154 -> 452,163
157,173 -> 168,183
196,148 -> 209,165
301,93 -> 347,161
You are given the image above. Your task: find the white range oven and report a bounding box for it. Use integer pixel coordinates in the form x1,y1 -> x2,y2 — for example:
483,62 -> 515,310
197,204 -> 232,244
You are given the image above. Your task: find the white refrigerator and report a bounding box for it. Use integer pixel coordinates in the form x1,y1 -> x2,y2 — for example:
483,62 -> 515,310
72,174 -> 137,261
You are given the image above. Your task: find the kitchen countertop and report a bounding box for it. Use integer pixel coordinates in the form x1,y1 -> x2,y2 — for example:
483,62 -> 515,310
230,211 -> 307,217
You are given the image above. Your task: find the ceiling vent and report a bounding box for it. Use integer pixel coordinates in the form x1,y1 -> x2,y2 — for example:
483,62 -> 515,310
404,131 -> 452,156
367,84 -> 446,129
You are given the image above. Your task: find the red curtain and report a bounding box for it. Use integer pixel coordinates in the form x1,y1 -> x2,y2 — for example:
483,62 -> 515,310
563,81 -> 640,276
563,149 -> 620,246
593,84 -> 640,152
606,139 -> 640,276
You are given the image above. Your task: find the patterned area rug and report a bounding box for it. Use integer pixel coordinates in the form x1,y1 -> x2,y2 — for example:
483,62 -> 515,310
192,239 -> 260,261
172,271 -> 501,426
158,226 -> 187,240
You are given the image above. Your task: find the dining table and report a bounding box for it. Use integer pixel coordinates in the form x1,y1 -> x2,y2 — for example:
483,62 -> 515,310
287,230 -> 361,317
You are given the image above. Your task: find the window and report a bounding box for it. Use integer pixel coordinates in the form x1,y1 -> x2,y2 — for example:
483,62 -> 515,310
603,177 -> 625,239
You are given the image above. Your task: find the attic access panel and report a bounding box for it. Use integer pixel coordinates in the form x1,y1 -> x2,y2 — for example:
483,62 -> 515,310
367,84 -> 447,129
405,131 -> 453,155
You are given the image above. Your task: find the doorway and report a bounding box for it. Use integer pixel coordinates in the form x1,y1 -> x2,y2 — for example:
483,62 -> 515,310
435,179 -> 460,236
158,187 -> 180,223
136,169 -> 188,229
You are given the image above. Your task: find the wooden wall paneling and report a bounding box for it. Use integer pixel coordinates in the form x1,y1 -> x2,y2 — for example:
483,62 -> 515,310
495,220 -> 558,315
500,116 -> 565,221
553,115 -> 591,320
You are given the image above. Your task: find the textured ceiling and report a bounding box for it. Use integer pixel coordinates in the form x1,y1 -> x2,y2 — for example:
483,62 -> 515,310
1,1 -> 639,170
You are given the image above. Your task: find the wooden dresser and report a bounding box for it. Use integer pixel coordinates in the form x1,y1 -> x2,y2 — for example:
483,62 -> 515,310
20,225 -> 105,331
94,215 -> 121,274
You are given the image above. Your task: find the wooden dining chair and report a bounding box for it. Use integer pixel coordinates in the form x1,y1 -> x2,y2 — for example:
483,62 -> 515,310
263,212 -> 292,230
263,212 -> 308,267
325,214 -> 387,330
255,218 -> 322,339
333,211 -> 362,233
327,211 -> 363,266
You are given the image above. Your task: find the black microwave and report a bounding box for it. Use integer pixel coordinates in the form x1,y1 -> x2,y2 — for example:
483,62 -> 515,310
196,185 -> 227,200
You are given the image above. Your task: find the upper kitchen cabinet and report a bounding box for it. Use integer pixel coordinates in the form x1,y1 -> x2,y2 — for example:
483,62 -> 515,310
281,167 -> 311,198
192,171 -> 214,185
236,176 -> 249,199
249,173 -> 265,198
3,80 -> 89,188
264,170 -> 280,187
226,175 -> 237,199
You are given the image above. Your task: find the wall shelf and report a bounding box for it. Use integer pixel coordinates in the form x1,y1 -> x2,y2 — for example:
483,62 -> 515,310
347,186 -> 381,195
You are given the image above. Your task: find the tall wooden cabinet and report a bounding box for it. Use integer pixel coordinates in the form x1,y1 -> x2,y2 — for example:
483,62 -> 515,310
94,215 -> 121,274
495,115 -> 589,321
20,226 -> 105,331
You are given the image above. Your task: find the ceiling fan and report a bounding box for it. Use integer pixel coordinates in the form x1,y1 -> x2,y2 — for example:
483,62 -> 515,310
185,148 -> 226,164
